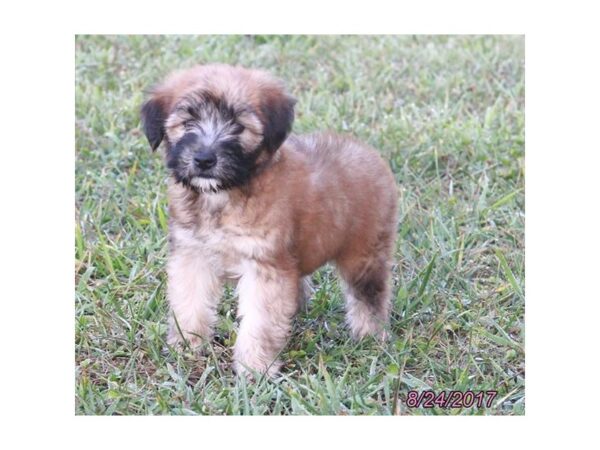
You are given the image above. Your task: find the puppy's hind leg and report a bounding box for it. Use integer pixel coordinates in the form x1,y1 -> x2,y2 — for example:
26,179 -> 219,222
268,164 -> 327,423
336,253 -> 393,340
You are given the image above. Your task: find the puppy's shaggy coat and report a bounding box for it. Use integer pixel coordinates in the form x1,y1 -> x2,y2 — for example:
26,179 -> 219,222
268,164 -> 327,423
141,64 -> 397,376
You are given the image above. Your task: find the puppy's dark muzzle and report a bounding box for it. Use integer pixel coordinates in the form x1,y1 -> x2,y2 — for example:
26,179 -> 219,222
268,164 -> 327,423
194,151 -> 217,171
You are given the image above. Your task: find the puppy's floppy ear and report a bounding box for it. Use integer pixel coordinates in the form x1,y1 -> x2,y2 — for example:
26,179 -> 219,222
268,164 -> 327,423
140,97 -> 167,151
259,90 -> 296,152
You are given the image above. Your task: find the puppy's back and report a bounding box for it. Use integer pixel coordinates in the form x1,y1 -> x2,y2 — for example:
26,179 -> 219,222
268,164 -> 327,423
285,132 -> 398,266
288,132 -> 397,206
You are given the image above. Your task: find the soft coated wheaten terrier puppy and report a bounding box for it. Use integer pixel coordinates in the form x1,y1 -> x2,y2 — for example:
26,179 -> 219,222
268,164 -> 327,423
141,64 -> 397,376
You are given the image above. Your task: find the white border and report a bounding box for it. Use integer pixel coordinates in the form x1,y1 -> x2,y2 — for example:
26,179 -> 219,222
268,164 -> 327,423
2,0 -> 599,448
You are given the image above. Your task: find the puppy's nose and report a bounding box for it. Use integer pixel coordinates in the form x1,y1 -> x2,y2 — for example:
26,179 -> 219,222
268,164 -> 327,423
193,151 -> 217,170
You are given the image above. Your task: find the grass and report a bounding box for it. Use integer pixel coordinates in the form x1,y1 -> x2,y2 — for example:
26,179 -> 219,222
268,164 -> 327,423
75,35 -> 524,415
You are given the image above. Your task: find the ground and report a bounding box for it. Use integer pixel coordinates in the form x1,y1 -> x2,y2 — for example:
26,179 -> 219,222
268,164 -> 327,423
75,35 -> 524,415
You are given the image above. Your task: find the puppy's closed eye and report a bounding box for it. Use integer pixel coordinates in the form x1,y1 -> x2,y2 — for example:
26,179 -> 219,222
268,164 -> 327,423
230,123 -> 245,135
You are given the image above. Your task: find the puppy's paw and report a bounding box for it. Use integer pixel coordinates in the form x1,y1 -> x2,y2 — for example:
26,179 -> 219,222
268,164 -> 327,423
233,358 -> 282,380
349,320 -> 389,342
166,326 -> 204,352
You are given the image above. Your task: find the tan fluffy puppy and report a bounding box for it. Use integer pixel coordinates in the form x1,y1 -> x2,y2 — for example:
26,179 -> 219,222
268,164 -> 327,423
141,64 -> 397,376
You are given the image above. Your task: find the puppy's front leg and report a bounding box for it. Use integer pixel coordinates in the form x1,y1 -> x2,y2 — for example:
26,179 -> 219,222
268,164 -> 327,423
166,249 -> 222,349
234,264 -> 299,377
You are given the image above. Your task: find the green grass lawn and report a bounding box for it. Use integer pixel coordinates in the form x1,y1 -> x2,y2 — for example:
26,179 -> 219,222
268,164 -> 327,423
75,35 -> 524,415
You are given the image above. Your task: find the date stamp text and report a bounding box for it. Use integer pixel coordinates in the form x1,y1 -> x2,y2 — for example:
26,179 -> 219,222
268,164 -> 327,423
405,390 -> 498,409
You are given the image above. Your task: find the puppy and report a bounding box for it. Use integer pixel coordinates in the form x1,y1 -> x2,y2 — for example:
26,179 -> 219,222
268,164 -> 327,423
141,64 -> 398,376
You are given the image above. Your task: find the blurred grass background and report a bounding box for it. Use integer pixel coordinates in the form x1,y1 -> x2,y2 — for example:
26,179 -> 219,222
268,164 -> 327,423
75,35 -> 524,415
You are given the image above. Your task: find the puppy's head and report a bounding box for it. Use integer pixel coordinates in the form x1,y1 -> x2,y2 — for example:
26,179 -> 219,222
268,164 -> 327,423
140,64 -> 296,192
